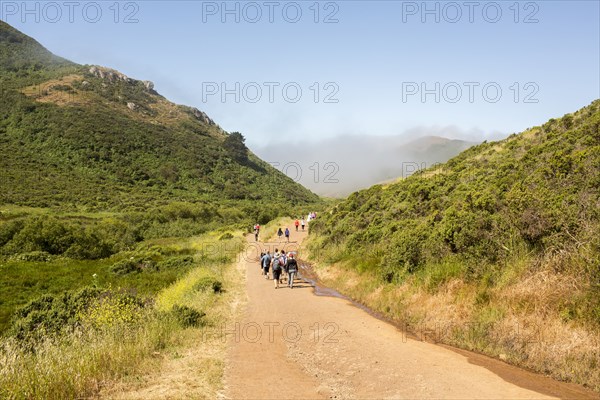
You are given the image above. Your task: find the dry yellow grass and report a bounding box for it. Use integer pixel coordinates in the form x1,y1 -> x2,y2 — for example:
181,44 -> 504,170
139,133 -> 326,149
99,233 -> 247,399
306,248 -> 600,392
19,75 -> 225,139
0,314 -> 176,400
21,74 -> 89,106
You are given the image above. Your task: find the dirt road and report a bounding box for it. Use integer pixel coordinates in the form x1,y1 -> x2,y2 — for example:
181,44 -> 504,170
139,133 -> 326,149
223,225 -> 597,399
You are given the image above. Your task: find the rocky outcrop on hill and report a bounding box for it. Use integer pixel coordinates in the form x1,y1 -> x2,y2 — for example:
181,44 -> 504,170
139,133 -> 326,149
88,66 -> 156,94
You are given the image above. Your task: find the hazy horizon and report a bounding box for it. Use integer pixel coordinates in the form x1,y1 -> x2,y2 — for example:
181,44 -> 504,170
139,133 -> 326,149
251,131 -> 481,196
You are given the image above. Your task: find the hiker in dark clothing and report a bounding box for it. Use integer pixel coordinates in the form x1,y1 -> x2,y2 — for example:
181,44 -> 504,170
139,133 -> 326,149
286,253 -> 299,289
261,250 -> 272,279
277,227 -> 283,241
272,255 -> 283,289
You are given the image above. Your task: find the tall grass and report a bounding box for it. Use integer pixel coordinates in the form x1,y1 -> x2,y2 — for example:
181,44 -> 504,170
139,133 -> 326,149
0,313 -> 180,399
305,238 -> 600,392
0,231 -> 245,399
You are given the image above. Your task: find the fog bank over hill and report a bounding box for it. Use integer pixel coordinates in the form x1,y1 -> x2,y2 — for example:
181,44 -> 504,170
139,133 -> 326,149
251,129 -> 494,197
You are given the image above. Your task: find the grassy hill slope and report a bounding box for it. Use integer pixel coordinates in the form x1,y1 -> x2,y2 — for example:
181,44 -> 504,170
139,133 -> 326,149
0,21 -> 320,343
308,100 -> 600,390
0,21 -> 319,211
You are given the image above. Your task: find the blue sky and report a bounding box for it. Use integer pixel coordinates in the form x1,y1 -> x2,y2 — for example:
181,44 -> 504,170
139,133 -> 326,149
3,1 -> 599,147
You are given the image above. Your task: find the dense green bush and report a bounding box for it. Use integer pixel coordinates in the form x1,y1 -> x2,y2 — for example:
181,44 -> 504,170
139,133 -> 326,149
156,255 -> 194,270
110,259 -> 143,275
193,276 -> 223,293
0,215 -> 137,259
8,286 -> 146,341
10,251 -> 53,262
3,216 -> 73,255
388,220 -> 429,273
171,304 -> 205,328
109,251 -> 160,275
0,219 -> 24,247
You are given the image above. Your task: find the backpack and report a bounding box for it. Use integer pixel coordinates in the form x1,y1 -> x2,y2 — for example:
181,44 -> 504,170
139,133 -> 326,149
287,258 -> 298,272
262,254 -> 271,268
272,258 -> 281,271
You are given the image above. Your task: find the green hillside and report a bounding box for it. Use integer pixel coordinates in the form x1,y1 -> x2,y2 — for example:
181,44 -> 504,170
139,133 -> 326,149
0,22 -> 320,340
0,21 -> 319,211
308,100 -> 600,389
0,20 -> 75,87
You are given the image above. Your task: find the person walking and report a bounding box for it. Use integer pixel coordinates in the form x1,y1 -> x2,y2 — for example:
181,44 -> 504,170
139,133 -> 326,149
284,227 -> 290,242
277,227 -> 283,241
294,219 -> 299,231
301,218 -> 305,231
261,250 -> 272,278
271,255 -> 283,289
253,223 -> 260,241
279,251 -> 288,284
273,248 -> 280,281
286,253 -> 298,289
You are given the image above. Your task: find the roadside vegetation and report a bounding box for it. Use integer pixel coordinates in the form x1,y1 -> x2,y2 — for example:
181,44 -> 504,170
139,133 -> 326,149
0,21 -> 321,399
0,227 -> 244,399
307,100 -> 600,391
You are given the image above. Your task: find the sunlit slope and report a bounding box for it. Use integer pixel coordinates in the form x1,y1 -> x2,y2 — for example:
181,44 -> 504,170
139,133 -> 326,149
0,21 -> 319,209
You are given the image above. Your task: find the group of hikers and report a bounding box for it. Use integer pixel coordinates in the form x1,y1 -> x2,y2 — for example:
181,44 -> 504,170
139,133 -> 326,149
252,212 -> 317,243
252,213 -> 318,289
259,248 -> 299,289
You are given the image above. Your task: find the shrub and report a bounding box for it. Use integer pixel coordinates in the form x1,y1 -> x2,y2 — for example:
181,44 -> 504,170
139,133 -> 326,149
8,287 -> 148,341
193,276 -> 223,293
109,250 -> 161,274
9,287 -> 102,341
387,221 -> 429,274
171,305 -> 205,328
81,291 -> 146,328
219,232 -> 234,240
0,216 -> 130,260
156,255 -> 194,270
4,216 -> 74,255
63,229 -> 113,260
0,219 -> 24,247
109,258 -> 157,274
142,219 -> 208,239
10,250 -> 53,262
110,259 -> 141,275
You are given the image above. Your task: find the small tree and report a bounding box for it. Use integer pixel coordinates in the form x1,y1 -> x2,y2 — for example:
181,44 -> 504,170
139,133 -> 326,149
223,131 -> 248,163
